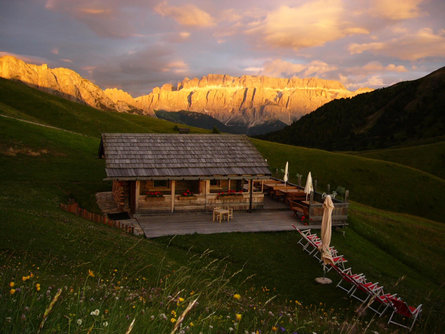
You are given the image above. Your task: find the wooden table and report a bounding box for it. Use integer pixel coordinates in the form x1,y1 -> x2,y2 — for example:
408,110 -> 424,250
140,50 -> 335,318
263,181 -> 285,193
276,188 -> 306,204
213,208 -> 230,223
270,185 -> 297,200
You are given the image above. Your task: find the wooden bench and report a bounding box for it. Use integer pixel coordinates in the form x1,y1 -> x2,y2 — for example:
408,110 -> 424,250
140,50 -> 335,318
289,200 -> 309,217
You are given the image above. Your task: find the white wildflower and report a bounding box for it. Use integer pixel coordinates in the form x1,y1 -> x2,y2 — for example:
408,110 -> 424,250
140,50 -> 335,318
103,321 -> 108,327
77,319 -> 82,325
90,309 -> 100,316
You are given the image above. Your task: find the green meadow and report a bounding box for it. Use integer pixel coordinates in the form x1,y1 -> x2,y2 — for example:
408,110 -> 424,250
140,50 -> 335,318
351,141 -> 445,180
1,79 -> 444,333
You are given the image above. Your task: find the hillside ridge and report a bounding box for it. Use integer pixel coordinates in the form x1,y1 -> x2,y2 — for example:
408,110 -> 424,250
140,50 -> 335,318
261,66 -> 445,150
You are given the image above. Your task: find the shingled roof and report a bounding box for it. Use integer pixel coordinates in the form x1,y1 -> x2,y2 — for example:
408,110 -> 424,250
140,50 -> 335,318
99,133 -> 271,180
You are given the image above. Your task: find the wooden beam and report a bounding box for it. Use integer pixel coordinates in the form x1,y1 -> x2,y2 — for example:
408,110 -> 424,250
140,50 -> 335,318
171,180 -> 175,213
135,180 -> 140,212
249,179 -> 253,212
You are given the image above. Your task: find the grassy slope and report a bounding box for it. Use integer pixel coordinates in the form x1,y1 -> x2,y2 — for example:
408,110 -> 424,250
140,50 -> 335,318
1,116 -> 444,333
1,78 -> 445,331
252,139 -> 445,223
351,141 -> 445,180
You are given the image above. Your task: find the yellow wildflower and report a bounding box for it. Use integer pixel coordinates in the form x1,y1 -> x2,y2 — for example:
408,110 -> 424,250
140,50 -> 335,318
10,288 -> 16,295
9,282 -> 15,288
88,269 -> 95,277
22,275 -> 30,282
233,293 -> 241,300
272,326 -> 278,332
190,290 -> 195,295
170,318 -> 176,323
178,297 -> 184,302
295,300 -> 302,306
171,310 -> 177,317
235,314 -> 242,321
36,283 -> 41,291
190,322 -> 194,327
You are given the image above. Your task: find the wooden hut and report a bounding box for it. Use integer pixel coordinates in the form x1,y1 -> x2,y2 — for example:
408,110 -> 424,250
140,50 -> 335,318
98,133 -> 271,214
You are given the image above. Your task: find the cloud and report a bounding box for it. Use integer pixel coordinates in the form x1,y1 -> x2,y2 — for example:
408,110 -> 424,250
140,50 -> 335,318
246,1 -> 368,51
90,46 -> 191,96
154,1 -> 214,27
349,28 -> 445,60
0,51 -> 48,65
163,31 -> 191,43
245,59 -> 337,78
51,48 -> 59,55
339,61 -> 410,90
161,60 -> 189,73
372,0 -> 424,20
44,0 -> 153,38
346,61 -> 408,75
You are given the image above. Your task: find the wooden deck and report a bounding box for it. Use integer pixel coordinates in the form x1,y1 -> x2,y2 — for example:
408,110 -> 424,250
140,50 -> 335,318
135,209 -> 311,238
97,191 -> 346,239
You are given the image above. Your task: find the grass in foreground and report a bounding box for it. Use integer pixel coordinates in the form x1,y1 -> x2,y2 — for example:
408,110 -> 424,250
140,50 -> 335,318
1,90 -> 444,332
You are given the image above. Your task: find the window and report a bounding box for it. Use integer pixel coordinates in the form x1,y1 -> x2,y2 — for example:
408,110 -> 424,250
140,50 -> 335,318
153,180 -> 169,188
253,180 -> 263,193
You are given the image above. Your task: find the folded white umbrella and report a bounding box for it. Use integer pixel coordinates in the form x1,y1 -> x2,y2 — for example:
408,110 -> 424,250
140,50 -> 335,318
304,171 -> 313,200
283,161 -> 289,185
320,195 -> 335,265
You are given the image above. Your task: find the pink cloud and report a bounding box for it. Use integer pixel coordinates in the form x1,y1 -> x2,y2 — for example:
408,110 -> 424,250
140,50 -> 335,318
372,0 -> 425,20
155,1 -> 214,27
0,51 -> 48,65
161,60 -> 189,74
246,59 -> 337,78
349,28 -> 445,60
44,0 -> 153,38
246,1 -> 368,51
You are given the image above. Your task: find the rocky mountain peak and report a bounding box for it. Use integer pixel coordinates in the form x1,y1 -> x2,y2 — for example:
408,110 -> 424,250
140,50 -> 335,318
0,55 -> 371,130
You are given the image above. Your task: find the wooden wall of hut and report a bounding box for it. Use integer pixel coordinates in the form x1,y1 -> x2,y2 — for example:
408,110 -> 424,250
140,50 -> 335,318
112,180 -> 130,212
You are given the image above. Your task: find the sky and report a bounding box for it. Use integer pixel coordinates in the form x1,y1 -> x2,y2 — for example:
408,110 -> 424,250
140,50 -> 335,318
1,0 -> 444,97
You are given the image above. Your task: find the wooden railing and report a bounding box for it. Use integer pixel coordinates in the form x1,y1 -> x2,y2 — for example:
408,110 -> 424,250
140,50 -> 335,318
60,202 -> 134,234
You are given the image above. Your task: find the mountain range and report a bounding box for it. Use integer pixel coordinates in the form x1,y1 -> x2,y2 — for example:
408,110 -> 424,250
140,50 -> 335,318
260,67 -> 445,150
0,55 -> 370,133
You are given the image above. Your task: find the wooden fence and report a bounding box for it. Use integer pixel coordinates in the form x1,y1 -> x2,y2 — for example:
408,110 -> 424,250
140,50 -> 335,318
60,202 -> 135,234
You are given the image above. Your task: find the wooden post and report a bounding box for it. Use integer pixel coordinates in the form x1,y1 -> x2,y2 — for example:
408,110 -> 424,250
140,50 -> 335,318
314,179 -> 317,192
327,184 -> 330,193
204,180 -> 208,210
248,179 -> 253,212
297,174 -> 302,187
135,180 -> 140,213
171,180 -> 175,213
345,190 -> 349,202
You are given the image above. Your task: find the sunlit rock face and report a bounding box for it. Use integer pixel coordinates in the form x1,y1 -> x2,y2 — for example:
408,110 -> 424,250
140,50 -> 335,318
0,55 -> 371,128
143,74 -> 372,127
0,55 -> 152,115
